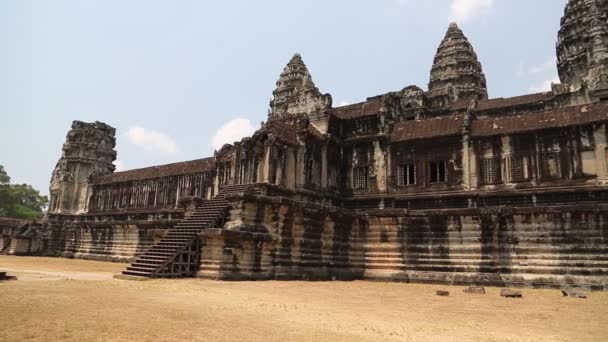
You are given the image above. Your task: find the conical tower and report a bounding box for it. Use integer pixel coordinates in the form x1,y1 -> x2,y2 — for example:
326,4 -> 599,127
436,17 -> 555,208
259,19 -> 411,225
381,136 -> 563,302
427,23 -> 488,108
269,53 -> 332,121
557,0 -> 608,97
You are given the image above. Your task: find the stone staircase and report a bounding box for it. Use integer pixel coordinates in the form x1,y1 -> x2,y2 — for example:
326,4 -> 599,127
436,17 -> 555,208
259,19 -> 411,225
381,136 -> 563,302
121,183 -> 258,278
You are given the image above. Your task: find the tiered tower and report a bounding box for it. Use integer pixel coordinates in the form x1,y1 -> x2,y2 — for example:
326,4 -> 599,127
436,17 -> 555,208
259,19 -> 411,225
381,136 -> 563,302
427,22 -> 488,108
49,121 -> 117,214
269,54 -> 332,131
557,0 -> 608,101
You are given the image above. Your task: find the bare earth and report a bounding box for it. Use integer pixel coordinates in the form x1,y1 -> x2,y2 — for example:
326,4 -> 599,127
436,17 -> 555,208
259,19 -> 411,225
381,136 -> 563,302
1,256 -> 606,342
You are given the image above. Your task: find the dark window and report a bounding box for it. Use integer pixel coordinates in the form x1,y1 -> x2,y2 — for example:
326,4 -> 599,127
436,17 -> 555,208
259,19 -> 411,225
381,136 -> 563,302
510,155 -> 529,182
540,152 -> 562,179
429,160 -> 447,183
353,167 -> 368,189
479,157 -> 502,185
398,163 -> 416,186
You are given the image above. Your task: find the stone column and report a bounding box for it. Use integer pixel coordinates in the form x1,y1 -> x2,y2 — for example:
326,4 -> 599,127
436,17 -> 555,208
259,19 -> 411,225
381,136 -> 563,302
321,144 -> 328,188
263,140 -> 273,183
462,135 -> 478,190
594,123 -> 608,181
296,145 -> 306,188
286,148 -> 296,189
500,135 -> 513,184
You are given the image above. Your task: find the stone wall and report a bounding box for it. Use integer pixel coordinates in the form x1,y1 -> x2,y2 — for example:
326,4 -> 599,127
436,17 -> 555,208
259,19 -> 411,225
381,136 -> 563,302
46,216 -> 180,262
0,218 -> 47,256
197,194 -> 608,289
360,206 -> 608,289
197,193 -> 362,280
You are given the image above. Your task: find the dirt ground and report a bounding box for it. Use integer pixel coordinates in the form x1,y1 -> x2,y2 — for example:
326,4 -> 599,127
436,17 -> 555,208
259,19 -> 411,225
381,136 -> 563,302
1,256 -> 607,342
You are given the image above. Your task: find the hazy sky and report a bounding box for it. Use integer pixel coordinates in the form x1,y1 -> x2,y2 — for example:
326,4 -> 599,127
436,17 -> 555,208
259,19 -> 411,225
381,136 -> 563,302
1,0 -> 567,195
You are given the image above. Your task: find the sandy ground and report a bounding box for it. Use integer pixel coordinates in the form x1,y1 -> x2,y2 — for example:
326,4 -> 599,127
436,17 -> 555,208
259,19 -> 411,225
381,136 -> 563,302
1,256 -> 607,342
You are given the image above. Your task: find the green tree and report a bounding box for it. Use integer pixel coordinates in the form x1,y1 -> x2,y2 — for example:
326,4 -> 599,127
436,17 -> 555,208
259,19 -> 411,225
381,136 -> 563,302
0,164 -> 48,219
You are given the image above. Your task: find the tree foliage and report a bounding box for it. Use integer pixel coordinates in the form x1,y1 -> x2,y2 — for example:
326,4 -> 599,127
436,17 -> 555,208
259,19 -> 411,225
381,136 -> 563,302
0,165 -> 48,219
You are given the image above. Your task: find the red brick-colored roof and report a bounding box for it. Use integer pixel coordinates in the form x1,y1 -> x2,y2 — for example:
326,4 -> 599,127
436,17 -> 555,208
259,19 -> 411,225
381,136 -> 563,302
472,102 -> 608,137
92,157 -> 215,184
390,115 -> 464,142
331,98 -> 383,119
266,119 -> 299,146
476,92 -> 553,111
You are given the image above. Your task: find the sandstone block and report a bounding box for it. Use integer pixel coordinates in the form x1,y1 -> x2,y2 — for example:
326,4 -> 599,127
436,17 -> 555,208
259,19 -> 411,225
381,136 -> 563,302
500,289 -> 523,298
463,286 -> 486,294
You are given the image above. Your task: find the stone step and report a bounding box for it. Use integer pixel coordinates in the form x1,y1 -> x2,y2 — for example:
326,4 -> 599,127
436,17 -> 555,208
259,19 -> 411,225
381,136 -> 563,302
122,270 -> 153,277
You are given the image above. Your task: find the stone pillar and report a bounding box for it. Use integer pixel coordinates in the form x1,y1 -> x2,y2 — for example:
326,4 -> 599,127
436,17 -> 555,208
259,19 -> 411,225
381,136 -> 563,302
500,135 -> 513,184
594,123 -> 608,181
321,144 -> 328,188
462,136 -> 478,190
262,141 -> 273,183
285,148 -> 296,189
296,146 -> 306,188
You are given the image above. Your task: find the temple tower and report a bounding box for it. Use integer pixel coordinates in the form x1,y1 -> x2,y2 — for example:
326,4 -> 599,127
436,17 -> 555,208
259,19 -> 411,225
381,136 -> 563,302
269,53 -> 332,132
427,23 -> 488,108
49,121 -> 117,214
557,0 -> 608,101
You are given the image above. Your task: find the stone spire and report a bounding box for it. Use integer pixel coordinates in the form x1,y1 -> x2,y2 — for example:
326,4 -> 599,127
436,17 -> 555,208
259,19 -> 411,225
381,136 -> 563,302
269,53 -> 332,121
427,22 -> 488,108
557,0 -> 608,97
49,121 -> 117,214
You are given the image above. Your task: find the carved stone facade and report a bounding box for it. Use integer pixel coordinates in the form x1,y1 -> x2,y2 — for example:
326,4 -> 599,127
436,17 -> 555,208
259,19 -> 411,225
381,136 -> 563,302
427,22 -> 488,108
12,2 -> 608,288
558,0 -> 608,101
49,121 -> 116,215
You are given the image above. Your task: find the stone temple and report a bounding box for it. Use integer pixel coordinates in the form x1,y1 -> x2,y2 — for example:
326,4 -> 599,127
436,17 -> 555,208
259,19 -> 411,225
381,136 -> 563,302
3,0 -> 608,289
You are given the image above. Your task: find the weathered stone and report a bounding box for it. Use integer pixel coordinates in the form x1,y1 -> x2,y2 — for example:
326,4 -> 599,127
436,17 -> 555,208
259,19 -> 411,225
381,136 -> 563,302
463,286 -> 486,294
5,1 -> 608,289
561,288 -> 588,299
436,290 -> 450,296
500,289 -> 523,298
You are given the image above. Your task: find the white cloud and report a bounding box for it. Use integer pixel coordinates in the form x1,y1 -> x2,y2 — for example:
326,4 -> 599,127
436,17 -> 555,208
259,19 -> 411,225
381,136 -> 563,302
114,160 -> 126,172
529,58 -> 557,74
529,76 -> 560,93
126,126 -> 178,155
337,101 -> 351,107
448,0 -> 494,24
212,118 -> 256,150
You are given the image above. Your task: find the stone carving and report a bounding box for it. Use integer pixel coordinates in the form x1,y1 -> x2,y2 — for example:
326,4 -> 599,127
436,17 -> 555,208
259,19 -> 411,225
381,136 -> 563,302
49,121 -> 117,215
557,0 -> 608,96
427,22 -> 488,108
31,2 -> 608,289
269,53 -> 332,121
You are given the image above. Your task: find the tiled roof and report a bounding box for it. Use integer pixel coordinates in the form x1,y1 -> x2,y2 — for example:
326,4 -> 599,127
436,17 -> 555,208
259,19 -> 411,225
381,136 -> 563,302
331,99 -> 383,119
390,115 -> 464,142
476,92 -> 553,111
472,102 -> 608,137
92,158 -> 215,184
266,119 -> 299,146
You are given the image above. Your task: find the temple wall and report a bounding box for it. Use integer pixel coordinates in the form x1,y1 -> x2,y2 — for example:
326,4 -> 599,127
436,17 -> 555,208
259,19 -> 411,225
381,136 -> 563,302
360,206 -> 608,289
197,194 -> 362,280
197,194 -> 608,289
0,218 -> 47,256
47,219 -> 178,262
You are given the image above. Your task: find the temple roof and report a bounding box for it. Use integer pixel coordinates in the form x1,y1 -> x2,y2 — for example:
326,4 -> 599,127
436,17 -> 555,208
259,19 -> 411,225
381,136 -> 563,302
331,98 -> 383,119
428,22 -> 488,104
472,102 -> 608,137
92,157 -> 215,185
265,119 -> 299,146
390,115 -> 465,142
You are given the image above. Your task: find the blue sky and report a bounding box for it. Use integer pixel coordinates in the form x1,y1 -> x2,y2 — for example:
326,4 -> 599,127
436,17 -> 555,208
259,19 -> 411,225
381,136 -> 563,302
1,0 -> 566,196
